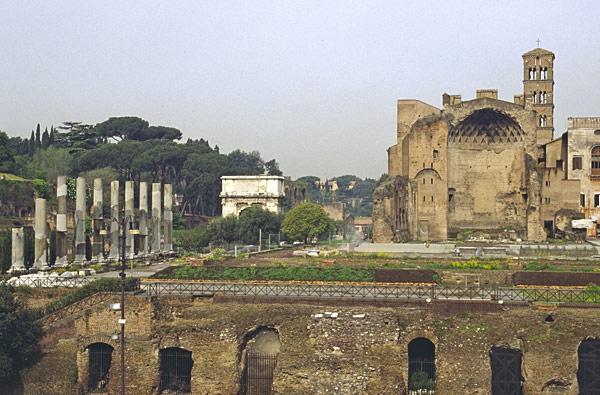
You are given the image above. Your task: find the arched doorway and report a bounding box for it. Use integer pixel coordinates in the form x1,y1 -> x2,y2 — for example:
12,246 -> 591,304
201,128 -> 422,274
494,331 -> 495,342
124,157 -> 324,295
239,328 -> 281,395
490,346 -> 522,395
578,338 -> 600,394
408,337 -> 435,393
159,347 -> 193,394
87,342 -> 113,392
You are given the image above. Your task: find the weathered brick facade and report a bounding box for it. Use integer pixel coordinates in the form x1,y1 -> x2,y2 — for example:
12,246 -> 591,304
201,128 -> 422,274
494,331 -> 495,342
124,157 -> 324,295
22,295 -> 600,394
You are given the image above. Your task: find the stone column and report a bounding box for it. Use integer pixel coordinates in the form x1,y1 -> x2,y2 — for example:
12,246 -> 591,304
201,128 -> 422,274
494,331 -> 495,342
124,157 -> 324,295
55,176 -> 68,267
34,198 -> 50,270
125,180 -> 135,258
10,228 -> 25,272
139,182 -> 149,257
151,183 -> 162,253
91,178 -> 103,262
163,184 -> 173,252
109,181 -> 120,261
74,177 -> 87,264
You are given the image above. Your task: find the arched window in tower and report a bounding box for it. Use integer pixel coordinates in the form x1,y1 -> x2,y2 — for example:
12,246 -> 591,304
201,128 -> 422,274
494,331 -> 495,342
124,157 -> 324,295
541,91 -> 547,104
539,115 -> 547,127
528,67 -> 534,80
532,91 -> 538,104
533,67 -> 538,80
591,146 -> 600,177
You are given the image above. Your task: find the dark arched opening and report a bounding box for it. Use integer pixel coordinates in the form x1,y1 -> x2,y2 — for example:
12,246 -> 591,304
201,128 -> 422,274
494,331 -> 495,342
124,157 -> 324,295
239,328 -> 280,395
578,338 -> 600,393
490,346 -> 522,395
408,337 -> 435,392
87,342 -> 113,392
159,347 -> 193,394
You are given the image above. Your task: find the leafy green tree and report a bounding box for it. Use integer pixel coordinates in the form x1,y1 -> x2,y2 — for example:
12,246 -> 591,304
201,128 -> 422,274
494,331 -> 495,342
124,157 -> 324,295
237,206 -> 282,244
173,226 -> 210,252
19,147 -> 72,184
182,152 -> 229,215
93,117 -> 182,142
227,149 -> 264,175
206,215 -> 239,244
0,131 -> 15,170
0,286 -> 42,382
54,121 -> 99,152
265,159 -> 283,176
282,202 -> 332,243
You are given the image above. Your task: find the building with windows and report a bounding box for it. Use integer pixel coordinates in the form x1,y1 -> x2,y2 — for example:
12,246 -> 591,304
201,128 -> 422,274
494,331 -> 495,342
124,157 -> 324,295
374,47 -> 599,242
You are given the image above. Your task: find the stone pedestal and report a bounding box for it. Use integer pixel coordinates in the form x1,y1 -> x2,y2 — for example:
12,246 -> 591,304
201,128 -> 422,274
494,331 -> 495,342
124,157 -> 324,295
9,227 -> 25,272
74,177 -> 87,264
92,178 -> 104,262
34,198 -> 50,270
163,184 -> 173,252
55,175 -> 68,267
109,181 -> 120,261
139,182 -> 149,257
151,183 -> 162,253
125,181 -> 135,258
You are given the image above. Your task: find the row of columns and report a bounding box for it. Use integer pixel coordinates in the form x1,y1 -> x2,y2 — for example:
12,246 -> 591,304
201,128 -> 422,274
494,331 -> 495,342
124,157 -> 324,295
9,177 -> 174,272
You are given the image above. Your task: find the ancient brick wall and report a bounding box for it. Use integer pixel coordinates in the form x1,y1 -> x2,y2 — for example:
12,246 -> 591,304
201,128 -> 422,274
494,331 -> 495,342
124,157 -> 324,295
23,295 -> 600,394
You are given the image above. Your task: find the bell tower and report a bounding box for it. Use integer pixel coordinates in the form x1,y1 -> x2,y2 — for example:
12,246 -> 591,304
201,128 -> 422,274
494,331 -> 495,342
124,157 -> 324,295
522,46 -> 555,145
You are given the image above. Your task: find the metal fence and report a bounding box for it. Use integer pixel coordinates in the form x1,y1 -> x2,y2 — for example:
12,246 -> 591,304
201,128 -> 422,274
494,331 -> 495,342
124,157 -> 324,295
141,280 -> 600,305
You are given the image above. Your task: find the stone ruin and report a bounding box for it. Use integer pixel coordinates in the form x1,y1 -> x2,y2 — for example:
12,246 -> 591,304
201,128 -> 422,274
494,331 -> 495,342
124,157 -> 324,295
8,176 -> 174,272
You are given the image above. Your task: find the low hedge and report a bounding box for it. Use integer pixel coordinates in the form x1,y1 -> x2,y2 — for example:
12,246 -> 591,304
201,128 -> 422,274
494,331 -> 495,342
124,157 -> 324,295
155,265 -> 437,283
513,271 -> 600,287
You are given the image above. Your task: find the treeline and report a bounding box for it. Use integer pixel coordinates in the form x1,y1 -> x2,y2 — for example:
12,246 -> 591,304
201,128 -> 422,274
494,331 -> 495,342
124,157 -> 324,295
0,117 -> 282,216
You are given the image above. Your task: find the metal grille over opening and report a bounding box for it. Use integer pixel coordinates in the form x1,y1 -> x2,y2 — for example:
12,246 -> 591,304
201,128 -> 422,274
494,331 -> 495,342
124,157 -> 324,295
239,328 -> 280,395
87,342 -> 113,393
490,346 -> 522,395
159,347 -> 193,394
578,338 -> 600,394
408,337 -> 436,394
242,351 -> 278,395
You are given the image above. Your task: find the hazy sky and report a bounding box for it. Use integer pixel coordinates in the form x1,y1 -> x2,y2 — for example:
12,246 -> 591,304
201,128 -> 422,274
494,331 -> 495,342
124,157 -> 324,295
1,1 -> 600,179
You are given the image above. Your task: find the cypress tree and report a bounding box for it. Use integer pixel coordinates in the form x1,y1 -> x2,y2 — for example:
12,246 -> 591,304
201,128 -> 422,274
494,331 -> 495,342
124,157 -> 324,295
41,128 -> 50,148
48,126 -> 55,146
35,124 -> 41,148
28,131 -> 35,155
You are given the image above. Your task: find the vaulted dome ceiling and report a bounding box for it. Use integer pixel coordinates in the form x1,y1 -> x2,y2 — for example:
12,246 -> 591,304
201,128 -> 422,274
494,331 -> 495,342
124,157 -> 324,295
449,108 -> 524,145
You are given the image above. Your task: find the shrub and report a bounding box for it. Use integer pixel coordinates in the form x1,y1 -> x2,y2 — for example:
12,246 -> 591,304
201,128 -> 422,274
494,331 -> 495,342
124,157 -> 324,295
0,286 -> 42,382
173,227 -> 210,252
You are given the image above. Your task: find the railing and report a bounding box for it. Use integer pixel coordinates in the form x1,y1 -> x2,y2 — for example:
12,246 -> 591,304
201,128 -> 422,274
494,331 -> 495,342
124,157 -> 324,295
140,280 -> 600,305
40,292 -> 114,328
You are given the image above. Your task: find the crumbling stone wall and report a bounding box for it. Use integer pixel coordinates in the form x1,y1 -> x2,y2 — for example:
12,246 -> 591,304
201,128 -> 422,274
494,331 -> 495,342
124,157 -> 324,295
23,295 -> 600,394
